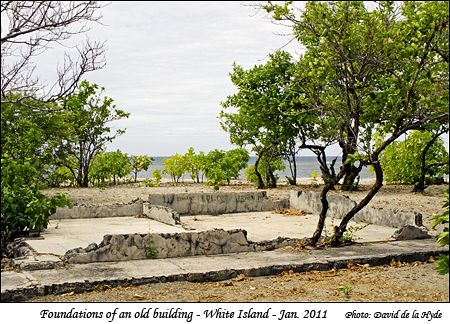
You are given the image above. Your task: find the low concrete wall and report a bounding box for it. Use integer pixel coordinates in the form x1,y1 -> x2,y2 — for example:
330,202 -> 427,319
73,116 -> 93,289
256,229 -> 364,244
148,191 -> 288,216
290,191 -> 422,228
51,199 -> 144,220
142,204 -> 180,225
64,229 -> 294,263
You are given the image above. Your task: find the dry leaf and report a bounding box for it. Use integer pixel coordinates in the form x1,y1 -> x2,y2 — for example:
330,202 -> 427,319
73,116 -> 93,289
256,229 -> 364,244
272,209 -> 309,216
61,291 -> 75,297
233,274 -> 247,282
249,286 -> 256,290
216,282 -> 234,287
133,294 -> 145,300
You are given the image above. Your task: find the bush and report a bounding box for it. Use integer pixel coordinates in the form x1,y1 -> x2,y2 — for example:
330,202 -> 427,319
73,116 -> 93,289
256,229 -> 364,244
432,191 -> 449,275
379,130 -> 448,185
1,155 -> 71,249
163,154 -> 186,185
204,148 -> 249,188
152,169 -> 162,186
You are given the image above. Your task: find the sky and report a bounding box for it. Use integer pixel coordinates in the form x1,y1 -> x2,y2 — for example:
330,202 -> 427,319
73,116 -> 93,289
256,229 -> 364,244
30,1 -> 448,157
75,1 -> 305,156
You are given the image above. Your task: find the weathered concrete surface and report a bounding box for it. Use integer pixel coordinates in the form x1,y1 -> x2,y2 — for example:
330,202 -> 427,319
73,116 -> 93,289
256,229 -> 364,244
26,217 -> 186,256
2,239 -> 447,301
290,191 -> 423,228
182,212 -> 397,243
142,203 -> 180,225
25,212 -> 398,260
148,191 -> 288,215
392,225 -> 431,240
63,229 -> 295,263
51,198 -> 144,220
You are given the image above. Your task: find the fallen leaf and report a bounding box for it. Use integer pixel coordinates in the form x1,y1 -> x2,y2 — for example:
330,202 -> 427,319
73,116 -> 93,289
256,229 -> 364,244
133,294 -> 145,300
61,291 -> 75,297
216,282 -> 234,287
233,274 -> 247,282
249,286 -> 256,290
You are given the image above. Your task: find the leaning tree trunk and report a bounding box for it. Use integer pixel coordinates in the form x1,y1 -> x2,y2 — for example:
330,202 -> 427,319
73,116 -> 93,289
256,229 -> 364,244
308,169 -> 346,246
331,160 -> 384,246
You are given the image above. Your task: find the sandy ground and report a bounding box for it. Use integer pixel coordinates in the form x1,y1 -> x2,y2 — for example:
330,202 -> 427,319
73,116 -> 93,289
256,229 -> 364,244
35,181 -> 449,302
30,260 -> 448,302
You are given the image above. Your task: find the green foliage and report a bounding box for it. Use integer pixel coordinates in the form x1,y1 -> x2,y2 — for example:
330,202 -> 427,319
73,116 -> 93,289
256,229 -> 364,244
56,80 -> 129,187
183,147 -> 206,183
163,154 -> 186,185
131,155 -> 153,182
378,131 -> 448,185
220,50 -> 306,182
89,150 -> 132,186
337,284 -> 353,299
1,97 -> 69,188
204,148 -> 250,188
337,224 -> 370,245
1,155 -> 71,244
244,166 -> 259,186
146,243 -> 158,259
432,191 -> 449,275
152,169 -> 162,186
310,170 -> 319,187
45,166 -> 75,188
245,153 -> 284,188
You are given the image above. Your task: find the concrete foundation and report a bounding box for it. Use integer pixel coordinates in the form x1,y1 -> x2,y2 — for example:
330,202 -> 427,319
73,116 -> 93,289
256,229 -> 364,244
63,229 -> 294,263
148,191 -> 288,215
290,190 -> 423,228
142,203 -> 180,225
51,198 -> 144,219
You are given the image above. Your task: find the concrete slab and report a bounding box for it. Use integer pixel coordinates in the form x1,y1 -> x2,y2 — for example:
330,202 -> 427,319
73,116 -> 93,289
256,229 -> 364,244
25,212 -> 397,257
182,212 -> 397,243
2,239 -> 447,301
26,217 -> 186,255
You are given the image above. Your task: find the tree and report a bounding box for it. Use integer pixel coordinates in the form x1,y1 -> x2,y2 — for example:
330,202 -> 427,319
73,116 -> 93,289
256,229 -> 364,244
1,1 -> 106,249
378,130 -> 449,189
1,1 -> 106,104
265,1 -> 449,245
183,147 -> 206,183
131,155 -> 153,183
163,154 -> 186,185
245,153 -> 285,188
55,81 -> 129,187
89,150 -> 132,185
0,96 -> 68,186
203,148 -> 250,189
220,50 -> 302,188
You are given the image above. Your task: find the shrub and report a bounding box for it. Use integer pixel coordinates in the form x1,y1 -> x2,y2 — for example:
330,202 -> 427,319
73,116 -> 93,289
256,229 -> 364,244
1,155 -> 71,249
378,130 -> 448,185
432,191 -> 449,275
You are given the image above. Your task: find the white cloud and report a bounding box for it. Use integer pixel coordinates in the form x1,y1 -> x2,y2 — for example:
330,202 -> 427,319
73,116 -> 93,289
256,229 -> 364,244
76,1 -> 303,155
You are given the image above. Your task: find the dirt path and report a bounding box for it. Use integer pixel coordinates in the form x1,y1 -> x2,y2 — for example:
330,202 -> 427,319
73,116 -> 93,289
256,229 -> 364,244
30,260 -> 448,302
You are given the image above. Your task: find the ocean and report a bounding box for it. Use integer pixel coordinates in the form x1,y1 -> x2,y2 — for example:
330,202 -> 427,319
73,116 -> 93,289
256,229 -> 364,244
137,156 -> 374,180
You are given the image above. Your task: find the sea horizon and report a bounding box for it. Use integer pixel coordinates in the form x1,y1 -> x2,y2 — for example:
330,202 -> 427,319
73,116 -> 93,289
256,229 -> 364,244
137,155 -> 375,180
